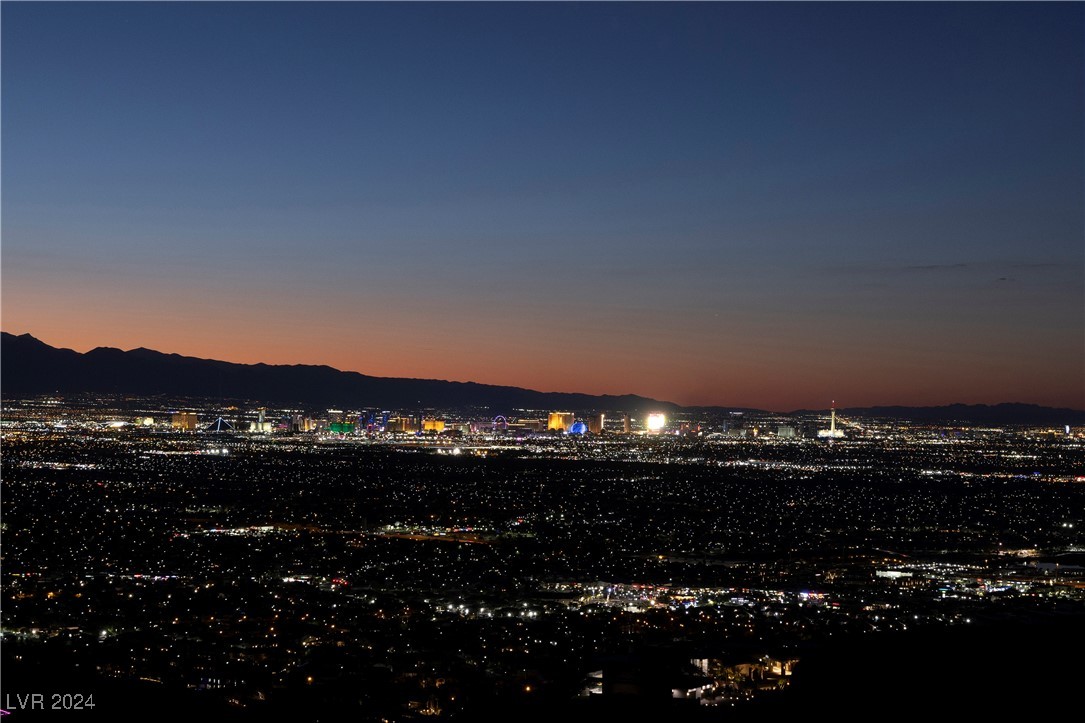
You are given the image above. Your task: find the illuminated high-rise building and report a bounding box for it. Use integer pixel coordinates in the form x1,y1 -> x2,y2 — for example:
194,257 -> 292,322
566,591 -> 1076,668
386,416 -> 415,433
588,413 -> 605,434
818,401 -> 845,439
548,412 -> 575,432
171,412 -> 198,430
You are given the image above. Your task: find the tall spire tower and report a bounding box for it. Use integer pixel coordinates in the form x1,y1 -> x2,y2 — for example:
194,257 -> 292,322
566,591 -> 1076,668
818,401 -> 844,439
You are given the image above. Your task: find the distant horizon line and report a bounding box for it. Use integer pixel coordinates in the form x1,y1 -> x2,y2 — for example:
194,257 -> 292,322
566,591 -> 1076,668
4,329 -> 1082,415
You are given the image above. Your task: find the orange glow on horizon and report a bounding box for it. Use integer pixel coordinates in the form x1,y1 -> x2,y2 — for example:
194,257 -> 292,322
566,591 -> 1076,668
3,271 -> 1082,411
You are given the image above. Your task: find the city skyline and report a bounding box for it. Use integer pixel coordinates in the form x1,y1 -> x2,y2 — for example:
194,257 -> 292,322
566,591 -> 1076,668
3,3 -> 1083,410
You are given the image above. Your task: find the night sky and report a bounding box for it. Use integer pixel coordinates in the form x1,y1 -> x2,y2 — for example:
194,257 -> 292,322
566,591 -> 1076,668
3,3 -> 1082,410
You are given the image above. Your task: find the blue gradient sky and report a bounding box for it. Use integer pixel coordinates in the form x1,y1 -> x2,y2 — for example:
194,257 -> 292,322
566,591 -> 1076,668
3,2 -> 1082,409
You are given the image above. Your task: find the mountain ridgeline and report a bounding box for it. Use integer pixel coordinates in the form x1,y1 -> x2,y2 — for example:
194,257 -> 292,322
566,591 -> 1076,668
2,332 -> 1082,424
0,332 -> 676,413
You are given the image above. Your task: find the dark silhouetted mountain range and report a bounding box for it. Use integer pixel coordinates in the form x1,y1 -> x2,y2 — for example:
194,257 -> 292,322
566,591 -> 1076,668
0,332 -> 675,413
2,332 -> 1082,424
